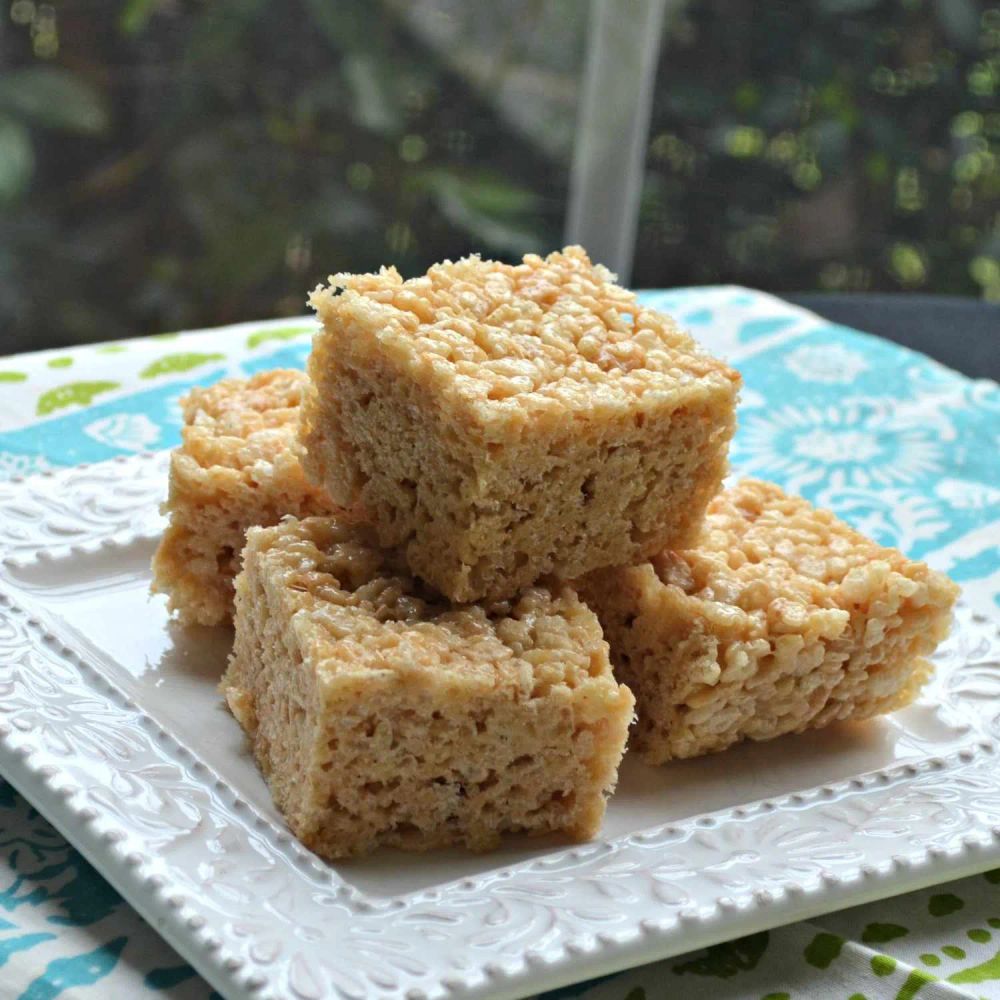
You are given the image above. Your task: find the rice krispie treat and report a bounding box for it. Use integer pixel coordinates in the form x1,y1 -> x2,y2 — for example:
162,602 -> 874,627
222,515 -> 634,859
578,479 -> 959,764
301,246 -> 740,602
152,369 -> 335,626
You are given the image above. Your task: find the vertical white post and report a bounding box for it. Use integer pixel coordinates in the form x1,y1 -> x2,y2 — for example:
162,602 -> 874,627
565,0 -> 671,282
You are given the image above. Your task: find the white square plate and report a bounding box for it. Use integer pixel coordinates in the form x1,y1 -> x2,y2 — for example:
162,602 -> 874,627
0,452 -> 998,1000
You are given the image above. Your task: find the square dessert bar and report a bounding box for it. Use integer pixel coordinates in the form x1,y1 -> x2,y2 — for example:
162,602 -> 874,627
578,479 -> 959,764
152,369 -> 334,626
221,515 -> 634,859
301,246 -> 740,602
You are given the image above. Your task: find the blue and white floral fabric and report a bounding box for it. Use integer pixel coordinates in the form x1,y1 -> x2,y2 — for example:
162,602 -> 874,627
0,288 -> 997,999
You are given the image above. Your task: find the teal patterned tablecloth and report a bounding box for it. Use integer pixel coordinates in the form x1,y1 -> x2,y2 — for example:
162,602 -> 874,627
0,288 -> 998,1000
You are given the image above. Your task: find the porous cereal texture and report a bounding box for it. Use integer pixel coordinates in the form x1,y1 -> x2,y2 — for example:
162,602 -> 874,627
222,515 -> 634,859
301,245 -> 740,602
578,479 -> 959,764
152,369 -> 335,626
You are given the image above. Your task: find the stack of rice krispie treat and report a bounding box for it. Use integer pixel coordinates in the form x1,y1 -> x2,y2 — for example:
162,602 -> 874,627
223,246 -> 740,857
154,246 -> 958,860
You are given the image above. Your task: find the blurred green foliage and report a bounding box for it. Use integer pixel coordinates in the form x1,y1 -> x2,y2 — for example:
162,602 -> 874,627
0,0 -> 567,351
634,0 -> 1000,299
0,0 -> 997,353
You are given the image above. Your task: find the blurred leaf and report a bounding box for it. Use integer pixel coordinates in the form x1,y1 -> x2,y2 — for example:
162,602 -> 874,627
866,152 -> 890,184
301,0 -> 375,53
461,178 -> 540,217
247,326 -> 312,349
199,215 -> 290,292
422,171 -> 544,255
0,116 -> 33,202
733,82 -> 762,112
0,371 -> 27,382
37,381 -> 119,415
423,169 -> 541,214
342,54 -> 405,136
119,0 -> 158,35
0,68 -> 109,134
140,352 -> 224,378
186,0 -> 267,60
294,71 -> 348,119
814,0 -> 878,11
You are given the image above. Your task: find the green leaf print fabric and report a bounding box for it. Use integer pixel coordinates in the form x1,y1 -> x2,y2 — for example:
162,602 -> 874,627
541,873 -> 1000,1000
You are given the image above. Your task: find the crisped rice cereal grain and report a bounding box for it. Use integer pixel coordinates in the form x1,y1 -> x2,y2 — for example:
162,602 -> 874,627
152,370 -> 335,625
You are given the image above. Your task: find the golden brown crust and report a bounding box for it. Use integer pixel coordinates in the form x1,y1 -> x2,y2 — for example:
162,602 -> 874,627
176,368 -> 313,468
308,245 -> 737,429
578,479 -> 960,763
222,515 -> 634,859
